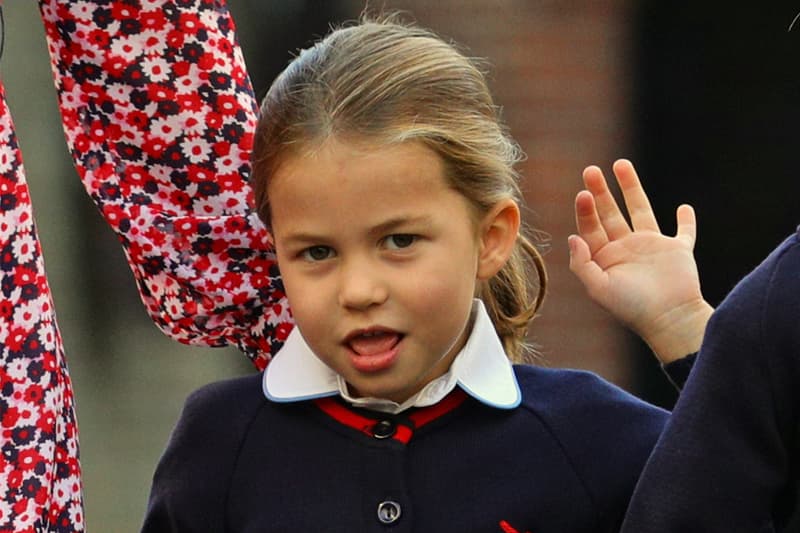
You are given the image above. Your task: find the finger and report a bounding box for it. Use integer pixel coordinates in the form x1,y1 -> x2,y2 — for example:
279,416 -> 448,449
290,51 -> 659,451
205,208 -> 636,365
582,165 -> 631,240
675,203 -> 697,249
568,234 -> 608,298
612,159 -> 660,232
574,190 -> 608,254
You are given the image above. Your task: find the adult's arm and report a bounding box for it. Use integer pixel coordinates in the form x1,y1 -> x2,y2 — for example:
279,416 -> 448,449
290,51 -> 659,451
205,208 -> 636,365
38,0 -> 293,370
621,229 -> 800,532
0,80 -> 84,531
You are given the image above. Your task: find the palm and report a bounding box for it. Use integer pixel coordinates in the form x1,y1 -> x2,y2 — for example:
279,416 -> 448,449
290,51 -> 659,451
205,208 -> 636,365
569,160 -> 710,361
587,230 -> 700,330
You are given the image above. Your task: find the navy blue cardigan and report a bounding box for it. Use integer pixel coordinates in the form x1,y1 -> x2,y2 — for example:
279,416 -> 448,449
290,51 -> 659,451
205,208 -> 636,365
142,365 -> 670,532
621,228 -> 800,532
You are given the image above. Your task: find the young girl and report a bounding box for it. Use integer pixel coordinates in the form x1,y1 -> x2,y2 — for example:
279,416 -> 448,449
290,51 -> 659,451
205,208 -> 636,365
136,16 -> 711,532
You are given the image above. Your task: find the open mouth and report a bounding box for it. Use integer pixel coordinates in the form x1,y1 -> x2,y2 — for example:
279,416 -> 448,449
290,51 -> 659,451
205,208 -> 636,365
347,329 -> 402,356
344,328 -> 404,372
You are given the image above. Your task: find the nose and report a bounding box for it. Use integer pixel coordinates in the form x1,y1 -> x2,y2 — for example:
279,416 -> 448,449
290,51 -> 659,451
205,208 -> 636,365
337,258 -> 388,310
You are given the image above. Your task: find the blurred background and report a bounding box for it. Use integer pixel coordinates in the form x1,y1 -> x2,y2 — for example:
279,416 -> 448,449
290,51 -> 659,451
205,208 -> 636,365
2,0 -> 799,529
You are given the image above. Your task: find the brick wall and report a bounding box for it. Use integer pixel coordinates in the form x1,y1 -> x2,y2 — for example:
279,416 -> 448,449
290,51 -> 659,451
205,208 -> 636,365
358,0 -> 638,386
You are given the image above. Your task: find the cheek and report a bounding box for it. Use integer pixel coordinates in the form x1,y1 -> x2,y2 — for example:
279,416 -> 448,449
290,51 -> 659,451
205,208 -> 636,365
281,281 -> 330,353
400,259 -> 477,315
421,247 -> 481,325
273,260 -> 321,330
281,276 -> 312,314
428,242 -> 480,292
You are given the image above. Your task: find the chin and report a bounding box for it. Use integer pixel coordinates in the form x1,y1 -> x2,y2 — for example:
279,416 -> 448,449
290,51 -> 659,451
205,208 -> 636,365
354,382 -> 410,403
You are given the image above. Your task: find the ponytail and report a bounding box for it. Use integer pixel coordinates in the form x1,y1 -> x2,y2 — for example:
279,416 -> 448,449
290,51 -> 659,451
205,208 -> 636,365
477,230 -> 547,362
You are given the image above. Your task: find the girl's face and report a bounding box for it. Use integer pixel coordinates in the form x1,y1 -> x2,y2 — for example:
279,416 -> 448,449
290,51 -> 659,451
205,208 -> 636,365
269,139 -> 490,403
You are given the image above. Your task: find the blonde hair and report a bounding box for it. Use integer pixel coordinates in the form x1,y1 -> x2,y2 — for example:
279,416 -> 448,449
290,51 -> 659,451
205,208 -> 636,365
252,17 -> 547,362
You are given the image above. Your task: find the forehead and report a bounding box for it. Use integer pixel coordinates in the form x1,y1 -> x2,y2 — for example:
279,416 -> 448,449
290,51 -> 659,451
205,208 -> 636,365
267,139 -> 469,231
271,138 -> 445,191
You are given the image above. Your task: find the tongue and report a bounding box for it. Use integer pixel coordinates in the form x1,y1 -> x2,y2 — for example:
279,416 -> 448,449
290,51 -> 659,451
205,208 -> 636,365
349,332 -> 400,356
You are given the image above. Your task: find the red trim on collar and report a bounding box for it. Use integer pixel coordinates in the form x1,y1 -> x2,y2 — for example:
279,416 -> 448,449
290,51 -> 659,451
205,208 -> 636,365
408,388 -> 467,429
314,389 -> 468,444
314,397 -> 374,435
499,520 -> 531,533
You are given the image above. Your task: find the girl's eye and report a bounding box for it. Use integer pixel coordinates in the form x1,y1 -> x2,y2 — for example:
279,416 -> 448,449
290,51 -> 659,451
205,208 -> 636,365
384,234 -> 416,250
301,245 -> 335,261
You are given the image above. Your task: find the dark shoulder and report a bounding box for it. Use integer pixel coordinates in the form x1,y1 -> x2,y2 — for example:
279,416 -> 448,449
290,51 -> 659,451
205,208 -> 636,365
765,228 -> 800,275
182,372 -> 265,419
513,363 -> 665,421
717,230 -> 800,312
757,230 -> 800,386
165,372 -> 267,460
513,364 -> 667,519
710,230 -> 800,350
142,372 -> 267,530
762,229 -> 800,313
512,364 -> 667,452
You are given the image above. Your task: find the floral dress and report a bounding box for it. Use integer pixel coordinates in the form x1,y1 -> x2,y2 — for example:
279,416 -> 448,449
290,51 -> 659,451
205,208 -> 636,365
1,1 -> 293,530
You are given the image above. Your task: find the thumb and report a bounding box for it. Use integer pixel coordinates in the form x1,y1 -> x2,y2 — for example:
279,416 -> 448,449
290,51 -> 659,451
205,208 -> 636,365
568,234 -> 606,295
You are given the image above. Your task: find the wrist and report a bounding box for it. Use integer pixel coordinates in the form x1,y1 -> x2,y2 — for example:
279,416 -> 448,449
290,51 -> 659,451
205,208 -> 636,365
639,299 -> 714,364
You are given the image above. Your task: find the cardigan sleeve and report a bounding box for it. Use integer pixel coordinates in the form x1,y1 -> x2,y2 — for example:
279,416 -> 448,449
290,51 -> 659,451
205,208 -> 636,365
0,82 -> 84,530
37,0 -> 293,370
660,351 -> 697,389
621,230 -> 800,532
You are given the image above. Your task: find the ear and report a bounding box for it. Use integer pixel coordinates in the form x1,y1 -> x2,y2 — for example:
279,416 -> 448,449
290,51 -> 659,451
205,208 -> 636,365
477,199 -> 520,280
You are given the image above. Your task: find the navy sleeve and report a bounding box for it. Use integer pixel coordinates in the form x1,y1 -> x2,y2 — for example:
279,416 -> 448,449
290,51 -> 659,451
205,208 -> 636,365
141,374 -> 264,532
661,352 -> 697,389
621,229 -> 800,532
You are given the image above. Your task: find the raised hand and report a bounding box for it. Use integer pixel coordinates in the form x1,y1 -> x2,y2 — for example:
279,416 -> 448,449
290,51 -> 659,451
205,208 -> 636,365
568,159 -> 713,363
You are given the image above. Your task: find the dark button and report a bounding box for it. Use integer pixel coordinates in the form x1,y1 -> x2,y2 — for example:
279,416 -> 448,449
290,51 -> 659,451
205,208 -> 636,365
372,420 -> 396,439
377,500 -> 402,524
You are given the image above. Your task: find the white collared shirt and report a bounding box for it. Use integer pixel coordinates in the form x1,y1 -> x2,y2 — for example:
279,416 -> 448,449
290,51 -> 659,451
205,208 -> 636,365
263,300 -> 521,413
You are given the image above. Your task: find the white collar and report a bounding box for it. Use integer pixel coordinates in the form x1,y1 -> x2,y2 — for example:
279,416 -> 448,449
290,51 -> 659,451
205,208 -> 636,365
263,300 -> 521,413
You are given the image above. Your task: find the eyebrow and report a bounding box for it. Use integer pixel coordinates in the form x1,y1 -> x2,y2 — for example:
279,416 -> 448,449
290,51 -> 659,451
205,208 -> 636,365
280,214 -> 435,245
368,214 -> 434,236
